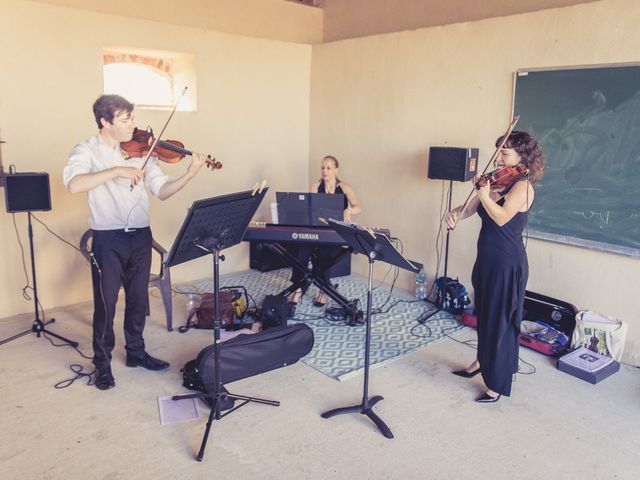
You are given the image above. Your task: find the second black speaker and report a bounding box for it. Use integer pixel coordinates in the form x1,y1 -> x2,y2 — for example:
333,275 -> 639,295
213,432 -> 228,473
4,172 -> 51,213
428,147 -> 478,182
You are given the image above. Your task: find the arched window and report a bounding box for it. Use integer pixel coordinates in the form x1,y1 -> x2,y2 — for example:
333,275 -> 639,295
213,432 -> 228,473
102,50 -> 196,111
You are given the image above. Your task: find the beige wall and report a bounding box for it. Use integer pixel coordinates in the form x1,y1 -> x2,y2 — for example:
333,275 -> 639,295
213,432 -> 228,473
310,0 -> 640,365
0,0 -> 311,317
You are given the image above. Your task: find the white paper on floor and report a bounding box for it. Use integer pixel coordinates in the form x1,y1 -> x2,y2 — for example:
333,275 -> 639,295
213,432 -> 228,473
157,394 -> 201,425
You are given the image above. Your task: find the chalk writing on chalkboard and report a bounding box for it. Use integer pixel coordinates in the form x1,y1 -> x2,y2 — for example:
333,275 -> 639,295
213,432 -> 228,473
513,65 -> 640,258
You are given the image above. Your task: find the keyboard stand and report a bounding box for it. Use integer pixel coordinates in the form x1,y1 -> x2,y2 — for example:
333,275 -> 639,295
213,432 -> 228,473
261,242 -> 363,325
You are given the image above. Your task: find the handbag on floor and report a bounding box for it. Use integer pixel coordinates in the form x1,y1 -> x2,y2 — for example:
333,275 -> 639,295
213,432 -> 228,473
179,287 -> 248,332
571,310 -> 628,361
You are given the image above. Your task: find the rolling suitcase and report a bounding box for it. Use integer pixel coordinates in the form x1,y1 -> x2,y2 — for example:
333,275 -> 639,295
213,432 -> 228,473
519,290 -> 578,356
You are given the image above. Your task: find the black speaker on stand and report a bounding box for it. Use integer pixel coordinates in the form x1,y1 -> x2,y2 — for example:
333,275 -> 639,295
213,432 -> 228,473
428,147 -> 478,183
1,171 -> 78,347
426,147 -> 478,313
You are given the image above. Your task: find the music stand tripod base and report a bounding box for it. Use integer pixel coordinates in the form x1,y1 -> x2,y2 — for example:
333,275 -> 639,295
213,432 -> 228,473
321,394 -> 393,439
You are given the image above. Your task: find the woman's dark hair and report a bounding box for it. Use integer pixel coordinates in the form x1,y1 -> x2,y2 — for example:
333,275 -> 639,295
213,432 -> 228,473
495,130 -> 546,185
92,94 -> 134,129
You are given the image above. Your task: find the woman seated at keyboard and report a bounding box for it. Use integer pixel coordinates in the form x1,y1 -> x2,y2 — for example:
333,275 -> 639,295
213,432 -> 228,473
290,155 -> 361,306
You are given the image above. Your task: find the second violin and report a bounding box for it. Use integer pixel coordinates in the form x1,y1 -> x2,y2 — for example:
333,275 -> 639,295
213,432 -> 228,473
474,164 -> 529,192
120,127 -> 222,170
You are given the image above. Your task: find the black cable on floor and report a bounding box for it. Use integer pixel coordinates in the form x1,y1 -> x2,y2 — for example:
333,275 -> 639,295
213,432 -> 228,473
371,298 -> 424,316
323,302 -> 362,325
410,310 -> 459,338
54,364 -> 95,389
419,319 -> 537,376
41,331 -> 95,388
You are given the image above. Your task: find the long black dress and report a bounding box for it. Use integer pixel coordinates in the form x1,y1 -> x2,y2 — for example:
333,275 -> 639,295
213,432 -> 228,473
471,191 -> 528,397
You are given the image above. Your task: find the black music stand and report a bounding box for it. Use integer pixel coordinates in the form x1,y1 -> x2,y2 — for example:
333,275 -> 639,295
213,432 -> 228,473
321,219 -> 422,439
167,187 -> 279,462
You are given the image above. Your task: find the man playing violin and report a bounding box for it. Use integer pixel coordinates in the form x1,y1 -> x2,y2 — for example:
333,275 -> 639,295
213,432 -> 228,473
63,94 -> 208,390
445,131 -> 545,403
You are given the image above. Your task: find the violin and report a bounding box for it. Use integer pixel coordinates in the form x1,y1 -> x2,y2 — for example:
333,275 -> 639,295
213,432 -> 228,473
455,116 -> 520,220
474,163 -> 529,192
120,127 -> 222,170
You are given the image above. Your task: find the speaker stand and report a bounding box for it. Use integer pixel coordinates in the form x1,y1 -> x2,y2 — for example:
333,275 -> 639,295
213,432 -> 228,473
1,213 -> 78,347
421,179 -> 453,321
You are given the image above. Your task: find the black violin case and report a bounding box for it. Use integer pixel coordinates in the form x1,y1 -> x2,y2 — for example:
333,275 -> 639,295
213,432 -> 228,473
182,323 -> 314,408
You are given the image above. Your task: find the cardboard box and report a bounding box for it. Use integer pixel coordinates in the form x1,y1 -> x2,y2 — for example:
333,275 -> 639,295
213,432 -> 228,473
557,347 -> 620,384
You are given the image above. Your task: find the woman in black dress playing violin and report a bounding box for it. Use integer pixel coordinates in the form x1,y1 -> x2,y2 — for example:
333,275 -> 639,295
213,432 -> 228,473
290,155 -> 361,306
444,131 -> 545,403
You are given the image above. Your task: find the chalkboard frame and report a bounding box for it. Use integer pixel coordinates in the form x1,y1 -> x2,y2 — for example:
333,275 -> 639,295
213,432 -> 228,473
511,63 -> 640,259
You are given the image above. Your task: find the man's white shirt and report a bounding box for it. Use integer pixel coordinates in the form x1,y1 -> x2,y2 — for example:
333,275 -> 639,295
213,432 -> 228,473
63,134 -> 169,230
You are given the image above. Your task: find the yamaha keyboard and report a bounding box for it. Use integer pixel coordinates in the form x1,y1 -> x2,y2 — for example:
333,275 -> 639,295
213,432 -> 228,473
243,223 -> 391,245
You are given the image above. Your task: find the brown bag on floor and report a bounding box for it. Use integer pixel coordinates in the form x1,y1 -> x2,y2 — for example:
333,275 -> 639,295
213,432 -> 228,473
179,290 -> 239,332
196,291 -> 237,329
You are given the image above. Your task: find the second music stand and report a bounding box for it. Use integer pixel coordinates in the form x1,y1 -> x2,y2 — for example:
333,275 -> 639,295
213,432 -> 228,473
167,187 -> 279,462
321,219 -> 422,439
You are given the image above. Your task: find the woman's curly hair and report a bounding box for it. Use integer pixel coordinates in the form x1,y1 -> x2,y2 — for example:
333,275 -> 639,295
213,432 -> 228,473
495,130 -> 546,185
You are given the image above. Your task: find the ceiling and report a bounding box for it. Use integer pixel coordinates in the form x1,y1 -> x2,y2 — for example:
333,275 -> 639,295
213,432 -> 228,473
28,0 -> 604,44
288,0 -> 602,42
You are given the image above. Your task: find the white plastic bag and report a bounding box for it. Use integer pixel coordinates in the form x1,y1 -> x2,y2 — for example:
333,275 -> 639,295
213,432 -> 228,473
571,310 -> 628,362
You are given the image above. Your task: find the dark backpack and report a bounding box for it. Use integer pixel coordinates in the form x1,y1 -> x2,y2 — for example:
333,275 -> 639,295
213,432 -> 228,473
435,277 -> 470,314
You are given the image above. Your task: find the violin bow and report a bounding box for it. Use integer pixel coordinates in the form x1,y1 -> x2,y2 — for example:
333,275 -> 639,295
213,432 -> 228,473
457,115 -> 520,217
133,87 -> 189,188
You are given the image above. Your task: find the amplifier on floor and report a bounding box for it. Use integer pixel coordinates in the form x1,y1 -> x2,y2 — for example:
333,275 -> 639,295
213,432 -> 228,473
261,295 -> 294,330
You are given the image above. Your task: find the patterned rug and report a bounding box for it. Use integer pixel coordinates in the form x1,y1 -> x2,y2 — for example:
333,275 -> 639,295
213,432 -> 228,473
177,268 -> 467,381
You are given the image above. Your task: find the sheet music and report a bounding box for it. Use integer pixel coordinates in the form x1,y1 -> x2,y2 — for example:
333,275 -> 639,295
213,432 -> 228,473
327,218 -> 422,273
157,394 -> 201,425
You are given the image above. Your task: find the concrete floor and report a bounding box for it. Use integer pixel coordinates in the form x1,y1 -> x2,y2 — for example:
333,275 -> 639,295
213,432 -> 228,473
1,289 -> 638,480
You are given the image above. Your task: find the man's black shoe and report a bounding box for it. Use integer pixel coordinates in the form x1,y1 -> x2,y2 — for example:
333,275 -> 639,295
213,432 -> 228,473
95,366 -> 115,390
125,352 -> 170,371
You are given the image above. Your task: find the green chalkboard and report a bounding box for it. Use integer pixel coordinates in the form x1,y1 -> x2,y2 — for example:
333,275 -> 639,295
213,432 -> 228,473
513,65 -> 640,257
